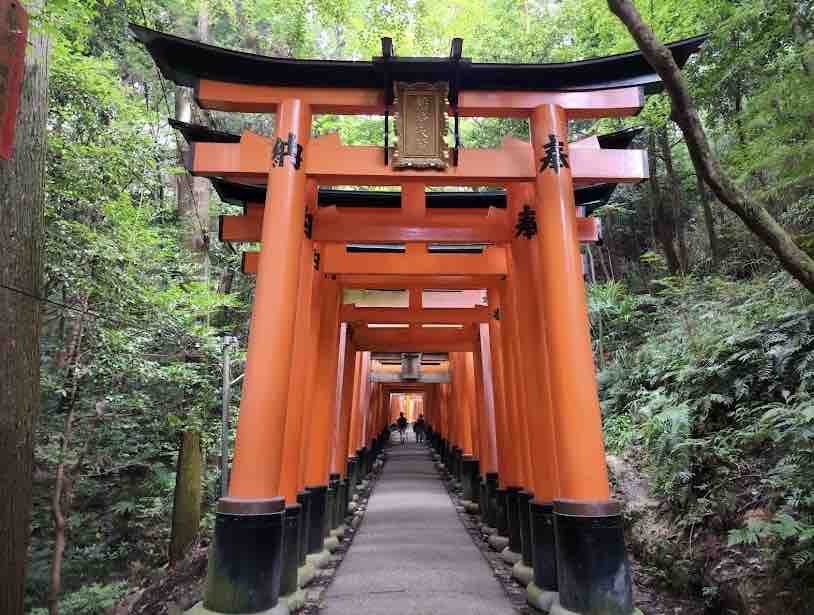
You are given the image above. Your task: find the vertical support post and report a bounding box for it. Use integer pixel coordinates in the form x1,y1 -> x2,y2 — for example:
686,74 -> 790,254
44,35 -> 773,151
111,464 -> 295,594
280,228 -> 321,596
496,271 -> 532,557
220,336 -> 235,498
204,98 -> 311,615
282,206 -> 321,505
229,98 -> 311,498
530,103 -> 632,615
304,276 -> 342,555
461,351 -> 480,504
486,287 -> 512,534
334,324 -> 357,478
508,183 -> 562,592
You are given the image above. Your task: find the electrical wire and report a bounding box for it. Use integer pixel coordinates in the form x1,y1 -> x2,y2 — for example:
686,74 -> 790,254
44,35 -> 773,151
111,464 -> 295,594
1,281 -> 186,339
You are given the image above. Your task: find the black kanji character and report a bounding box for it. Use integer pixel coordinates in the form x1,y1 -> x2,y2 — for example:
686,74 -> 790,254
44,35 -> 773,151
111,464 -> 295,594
515,205 -> 537,239
539,134 -> 569,174
272,132 -> 304,170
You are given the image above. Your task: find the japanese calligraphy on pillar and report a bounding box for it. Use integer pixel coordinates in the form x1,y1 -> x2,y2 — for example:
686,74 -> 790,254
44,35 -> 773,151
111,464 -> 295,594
271,132 -> 303,170
392,81 -> 449,170
539,134 -> 569,174
514,205 -> 538,239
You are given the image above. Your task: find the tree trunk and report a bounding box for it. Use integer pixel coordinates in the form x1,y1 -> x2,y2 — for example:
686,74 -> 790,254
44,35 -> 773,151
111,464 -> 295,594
0,10 -> 49,614
48,395 -> 104,615
48,307 -> 85,615
215,267 -> 235,327
698,174 -> 722,269
169,0 -> 211,565
657,127 -> 690,272
169,430 -> 203,565
648,131 -> 681,274
607,0 -> 814,293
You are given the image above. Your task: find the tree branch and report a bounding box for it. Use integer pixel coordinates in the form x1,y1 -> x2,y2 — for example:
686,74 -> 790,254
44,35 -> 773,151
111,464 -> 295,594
607,0 -> 814,293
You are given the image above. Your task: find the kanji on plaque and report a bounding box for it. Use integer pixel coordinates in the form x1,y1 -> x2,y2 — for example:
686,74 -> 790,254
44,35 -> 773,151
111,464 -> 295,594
0,0 -> 27,160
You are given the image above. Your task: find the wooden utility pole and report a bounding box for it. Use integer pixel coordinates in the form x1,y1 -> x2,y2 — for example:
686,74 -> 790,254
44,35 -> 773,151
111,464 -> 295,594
0,2 -> 49,612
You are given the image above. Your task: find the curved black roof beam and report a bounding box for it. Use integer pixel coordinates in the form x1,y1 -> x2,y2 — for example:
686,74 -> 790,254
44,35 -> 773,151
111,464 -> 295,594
596,126 -> 644,149
169,118 -> 240,143
209,178 -> 616,212
131,23 -> 705,95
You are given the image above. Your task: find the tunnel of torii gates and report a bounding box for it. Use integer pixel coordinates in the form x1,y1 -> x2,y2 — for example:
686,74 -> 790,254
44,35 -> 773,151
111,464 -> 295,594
134,24 -> 704,615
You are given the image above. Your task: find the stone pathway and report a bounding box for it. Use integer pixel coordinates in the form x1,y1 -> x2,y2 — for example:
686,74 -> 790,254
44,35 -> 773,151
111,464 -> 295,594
320,439 -> 516,615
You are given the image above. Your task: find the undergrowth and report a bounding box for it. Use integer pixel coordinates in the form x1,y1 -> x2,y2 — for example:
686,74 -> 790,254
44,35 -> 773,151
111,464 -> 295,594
592,273 -> 814,590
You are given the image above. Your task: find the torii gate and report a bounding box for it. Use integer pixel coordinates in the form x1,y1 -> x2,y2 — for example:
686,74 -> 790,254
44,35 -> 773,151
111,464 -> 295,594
134,24 -> 704,615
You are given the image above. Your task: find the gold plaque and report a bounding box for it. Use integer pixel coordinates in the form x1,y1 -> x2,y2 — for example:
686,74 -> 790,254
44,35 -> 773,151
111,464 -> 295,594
391,81 -> 449,170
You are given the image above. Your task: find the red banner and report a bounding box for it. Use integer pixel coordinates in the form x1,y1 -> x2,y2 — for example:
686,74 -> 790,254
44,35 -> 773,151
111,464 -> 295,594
0,0 -> 27,160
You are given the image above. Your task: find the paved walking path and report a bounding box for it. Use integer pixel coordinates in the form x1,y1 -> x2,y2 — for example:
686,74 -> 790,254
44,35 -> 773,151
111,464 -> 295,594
321,438 -> 516,615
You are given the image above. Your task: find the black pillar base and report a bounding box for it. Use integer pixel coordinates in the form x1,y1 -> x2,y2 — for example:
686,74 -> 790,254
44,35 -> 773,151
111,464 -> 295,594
461,455 -> 478,501
517,491 -> 533,567
306,485 -> 328,554
364,444 -> 373,474
554,500 -> 633,614
471,461 -> 481,504
479,479 -> 488,523
280,504 -> 302,597
337,480 -> 348,524
485,473 -> 499,528
506,486 -> 523,553
346,457 -> 358,495
324,484 -> 336,539
357,447 -> 368,477
296,491 -> 311,566
203,497 -> 285,613
495,488 -> 509,537
530,500 -> 557,592
328,473 -> 341,530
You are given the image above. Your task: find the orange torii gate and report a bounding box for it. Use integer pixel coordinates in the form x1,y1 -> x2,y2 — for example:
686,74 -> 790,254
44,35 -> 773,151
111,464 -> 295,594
134,24 -> 703,615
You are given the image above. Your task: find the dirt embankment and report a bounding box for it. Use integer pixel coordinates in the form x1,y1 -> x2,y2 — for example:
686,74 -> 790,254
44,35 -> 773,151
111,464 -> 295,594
608,454 -> 803,615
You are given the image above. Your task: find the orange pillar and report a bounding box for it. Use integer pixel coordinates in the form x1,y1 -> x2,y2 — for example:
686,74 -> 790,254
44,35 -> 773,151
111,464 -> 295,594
501,270 -> 534,491
279,227 -> 321,504
532,103 -> 609,501
509,184 -> 560,504
332,324 -> 356,477
486,288 -> 515,487
349,351 -> 370,456
495,282 -> 528,489
463,351 -> 480,459
229,98 -> 311,499
304,277 -> 342,488
474,328 -> 498,475
441,383 -> 452,445
347,352 -> 363,459
297,273 -> 324,492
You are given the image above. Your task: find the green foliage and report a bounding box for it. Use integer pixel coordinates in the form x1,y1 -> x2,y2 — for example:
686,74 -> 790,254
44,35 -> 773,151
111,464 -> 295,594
30,582 -> 128,615
24,0 -> 814,610
597,274 -> 814,587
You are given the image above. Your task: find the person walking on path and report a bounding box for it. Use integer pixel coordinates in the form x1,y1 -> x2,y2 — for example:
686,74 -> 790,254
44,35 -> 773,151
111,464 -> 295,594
414,414 -> 426,444
397,412 -> 408,445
